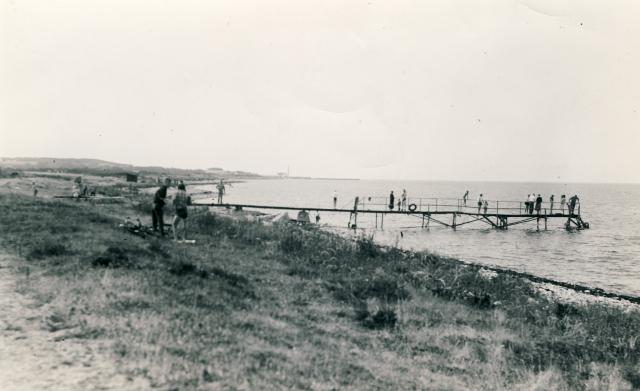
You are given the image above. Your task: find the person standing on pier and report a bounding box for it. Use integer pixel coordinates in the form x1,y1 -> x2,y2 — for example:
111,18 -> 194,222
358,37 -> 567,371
535,194 -> 543,214
401,189 -> 407,211
333,190 -> 338,209
549,194 -> 555,214
463,190 -> 469,206
477,193 -> 484,213
560,195 -> 566,213
389,191 -> 395,210
528,193 -> 535,214
568,195 -> 579,214
483,200 -> 489,214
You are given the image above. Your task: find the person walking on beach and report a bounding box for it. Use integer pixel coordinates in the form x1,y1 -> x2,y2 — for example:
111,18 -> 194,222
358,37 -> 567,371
549,194 -> 555,214
401,189 -> 407,211
216,180 -> 226,204
463,190 -> 469,206
560,195 -> 567,213
389,191 -> 395,210
172,183 -> 190,241
152,178 -> 171,236
333,191 -> 338,209
535,194 -> 543,214
477,194 -> 484,213
32,182 -> 38,197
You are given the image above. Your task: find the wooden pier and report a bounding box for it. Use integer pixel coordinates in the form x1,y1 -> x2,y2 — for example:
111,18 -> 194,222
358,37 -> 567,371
193,197 -> 589,231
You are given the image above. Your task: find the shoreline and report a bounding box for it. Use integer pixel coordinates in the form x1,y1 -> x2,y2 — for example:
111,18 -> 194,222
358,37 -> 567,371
238,207 -> 640,307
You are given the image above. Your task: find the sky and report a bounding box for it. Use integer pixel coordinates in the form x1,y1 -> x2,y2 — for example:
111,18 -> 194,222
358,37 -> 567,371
1,0 -> 639,183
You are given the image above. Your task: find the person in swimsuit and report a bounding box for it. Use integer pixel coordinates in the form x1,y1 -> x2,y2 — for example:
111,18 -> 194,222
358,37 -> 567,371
172,183 -> 190,241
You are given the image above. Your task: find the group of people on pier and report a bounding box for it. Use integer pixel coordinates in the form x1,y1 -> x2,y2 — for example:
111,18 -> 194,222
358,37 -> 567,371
387,189 -> 409,211
523,194 -> 580,215
331,188 -> 581,216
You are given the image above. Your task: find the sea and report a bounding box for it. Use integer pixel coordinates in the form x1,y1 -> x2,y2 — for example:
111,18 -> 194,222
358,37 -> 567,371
196,179 -> 640,297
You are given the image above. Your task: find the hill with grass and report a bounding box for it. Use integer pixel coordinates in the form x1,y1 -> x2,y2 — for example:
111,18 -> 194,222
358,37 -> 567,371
0,157 -> 262,179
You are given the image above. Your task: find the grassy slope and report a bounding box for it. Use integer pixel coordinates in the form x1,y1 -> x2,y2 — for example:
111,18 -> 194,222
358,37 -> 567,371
0,193 -> 638,390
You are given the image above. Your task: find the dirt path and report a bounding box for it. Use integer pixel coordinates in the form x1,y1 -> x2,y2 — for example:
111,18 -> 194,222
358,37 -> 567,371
0,254 -> 149,391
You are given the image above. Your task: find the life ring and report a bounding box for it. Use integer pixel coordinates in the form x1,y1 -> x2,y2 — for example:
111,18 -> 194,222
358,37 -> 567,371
408,203 -> 417,212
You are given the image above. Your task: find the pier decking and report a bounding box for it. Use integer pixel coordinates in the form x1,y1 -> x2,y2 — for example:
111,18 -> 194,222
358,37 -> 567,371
193,197 -> 589,231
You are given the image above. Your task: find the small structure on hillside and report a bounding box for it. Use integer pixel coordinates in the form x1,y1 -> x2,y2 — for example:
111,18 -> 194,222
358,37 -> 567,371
125,173 -> 138,182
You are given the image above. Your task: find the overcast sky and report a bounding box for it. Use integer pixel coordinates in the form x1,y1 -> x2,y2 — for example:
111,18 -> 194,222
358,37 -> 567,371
1,0 -> 639,182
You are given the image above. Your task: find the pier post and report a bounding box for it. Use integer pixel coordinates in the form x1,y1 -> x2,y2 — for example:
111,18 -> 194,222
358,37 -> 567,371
421,214 -> 425,228
536,217 -> 540,232
544,217 -> 547,231
452,213 -> 457,230
381,213 -> 384,229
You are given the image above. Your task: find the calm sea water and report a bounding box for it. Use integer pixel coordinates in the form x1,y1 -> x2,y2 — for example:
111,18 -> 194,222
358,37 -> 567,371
197,179 -> 640,297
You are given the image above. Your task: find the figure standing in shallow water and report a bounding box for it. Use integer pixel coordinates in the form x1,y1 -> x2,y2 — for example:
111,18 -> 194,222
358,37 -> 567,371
216,180 -> 226,204
332,190 -> 338,209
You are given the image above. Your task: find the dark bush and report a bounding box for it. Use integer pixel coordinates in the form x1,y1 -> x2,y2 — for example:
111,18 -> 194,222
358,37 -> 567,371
169,261 -> 209,278
357,307 -> 397,329
28,240 -> 70,260
92,246 -> 136,268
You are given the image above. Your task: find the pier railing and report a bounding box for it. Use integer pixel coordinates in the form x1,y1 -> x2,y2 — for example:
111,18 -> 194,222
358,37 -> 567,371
357,196 -> 579,216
